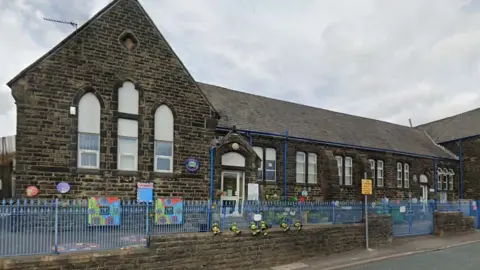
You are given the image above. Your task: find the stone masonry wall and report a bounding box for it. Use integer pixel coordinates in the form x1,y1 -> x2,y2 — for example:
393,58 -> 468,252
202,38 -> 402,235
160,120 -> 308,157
434,211 -> 475,236
9,0 -> 215,200
0,216 -> 392,270
227,132 -> 459,202
441,138 -> 480,200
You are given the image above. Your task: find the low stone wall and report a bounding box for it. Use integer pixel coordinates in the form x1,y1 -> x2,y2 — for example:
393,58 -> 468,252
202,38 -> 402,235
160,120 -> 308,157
0,216 -> 392,270
434,211 -> 475,236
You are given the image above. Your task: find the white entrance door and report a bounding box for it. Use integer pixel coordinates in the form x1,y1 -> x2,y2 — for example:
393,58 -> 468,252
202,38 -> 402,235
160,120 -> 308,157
421,185 -> 428,201
221,171 -> 244,216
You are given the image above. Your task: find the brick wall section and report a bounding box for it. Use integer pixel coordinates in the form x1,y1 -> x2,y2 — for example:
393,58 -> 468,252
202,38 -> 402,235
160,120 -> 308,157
9,0 -> 215,200
0,216 -> 392,270
434,211 -> 475,236
441,138 -> 480,199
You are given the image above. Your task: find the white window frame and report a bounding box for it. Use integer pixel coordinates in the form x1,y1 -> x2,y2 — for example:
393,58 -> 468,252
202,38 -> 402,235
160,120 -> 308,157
396,162 -> 403,188
442,168 -> 448,191
368,159 -> 375,179
154,141 -> 173,173
377,160 -> 384,187
448,169 -> 454,190
265,148 -> 276,181
308,153 -> 317,184
404,163 -> 409,188
117,118 -> 138,171
77,93 -> 101,169
154,105 -> 174,173
78,133 -> 101,169
253,146 -> 263,181
296,152 -> 306,184
345,156 -> 353,185
437,168 -> 443,191
336,156 -> 343,185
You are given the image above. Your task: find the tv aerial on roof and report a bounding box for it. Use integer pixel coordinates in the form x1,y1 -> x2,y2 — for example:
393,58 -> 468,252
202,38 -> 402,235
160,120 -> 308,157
43,17 -> 78,30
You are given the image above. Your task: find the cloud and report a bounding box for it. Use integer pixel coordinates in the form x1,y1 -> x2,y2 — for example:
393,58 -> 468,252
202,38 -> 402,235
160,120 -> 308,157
1,0 -> 480,137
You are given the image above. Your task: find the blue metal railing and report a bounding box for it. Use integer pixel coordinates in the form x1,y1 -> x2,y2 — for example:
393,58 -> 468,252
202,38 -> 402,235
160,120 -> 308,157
4,198 -> 477,257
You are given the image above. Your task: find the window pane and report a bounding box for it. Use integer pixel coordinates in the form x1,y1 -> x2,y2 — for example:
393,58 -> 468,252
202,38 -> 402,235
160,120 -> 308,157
308,173 -> 317,184
79,133 -> 99,150
155,141 -> 173,157
308,153 -> 317,164
296,162 -> 305,173
308,163 -> 316,175
296,173 -> 305,183
377,177 -> 384,187
345,176 -> 352,185
265,160 -> 276,170
296,152 -> 305,162
119,137 -> 137,154
80,152 -> 97,167
265,170 -> 275,181
266,148 -> 276,160
156,157 -> 171,171
345,157 -> 352,166
120,155 -> 135,170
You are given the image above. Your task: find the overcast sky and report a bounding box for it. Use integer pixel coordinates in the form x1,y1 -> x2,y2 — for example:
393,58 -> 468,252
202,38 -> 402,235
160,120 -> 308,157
1,0 -> 480,137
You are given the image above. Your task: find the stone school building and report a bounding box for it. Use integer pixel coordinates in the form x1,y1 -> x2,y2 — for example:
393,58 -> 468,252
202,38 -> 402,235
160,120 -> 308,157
3,0 -> 476,203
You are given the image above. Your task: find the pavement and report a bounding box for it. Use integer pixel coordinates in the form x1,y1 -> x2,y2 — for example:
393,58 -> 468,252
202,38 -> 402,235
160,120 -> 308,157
269,231 -> 480,270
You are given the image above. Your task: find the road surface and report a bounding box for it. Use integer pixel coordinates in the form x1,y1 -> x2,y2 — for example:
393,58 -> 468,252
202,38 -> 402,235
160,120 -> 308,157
347,242 -> 480,270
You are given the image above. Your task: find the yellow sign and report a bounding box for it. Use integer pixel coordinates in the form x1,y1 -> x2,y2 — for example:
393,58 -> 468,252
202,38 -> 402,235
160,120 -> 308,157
361,179 -> 372,195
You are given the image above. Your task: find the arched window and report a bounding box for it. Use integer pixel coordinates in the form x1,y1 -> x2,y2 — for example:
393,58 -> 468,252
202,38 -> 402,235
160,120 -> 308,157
78,93 -> 101,168
154,105 -> 174,172
448,169 -> 454,190
117,81 -> 139,171
437,168 -> 443,191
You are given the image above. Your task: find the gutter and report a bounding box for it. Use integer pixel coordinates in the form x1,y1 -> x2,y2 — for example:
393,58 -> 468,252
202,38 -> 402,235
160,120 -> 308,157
216,127 -> 456,161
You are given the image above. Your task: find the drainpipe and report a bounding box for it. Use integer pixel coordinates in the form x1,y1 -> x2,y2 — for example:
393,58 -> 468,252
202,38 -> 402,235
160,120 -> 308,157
247,132 -> 253,146
209,147 -> 215,200
208,147 -> 215,231
433,159 -> 438,204
284,129 -> 288,201
459,139 -> 463,199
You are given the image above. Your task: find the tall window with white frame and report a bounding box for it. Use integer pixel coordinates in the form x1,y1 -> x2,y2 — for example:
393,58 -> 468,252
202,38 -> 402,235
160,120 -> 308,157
265,148 -> 276,181
448,169 -> 454,190
117,81 -> 139,171
308,153 -> 317,184
345,157 -> 353,185
396,162 -> 403,188
78,93 -> 101,169
377,160 -> 384,187
296,152 -> 306,184
154,105 -> 174,173
442,168 -> 449,191
336,156 -> 343,185
437,168 -> 443,191
404,163 -> 409,188
253,147 -> 263,180
368,159 -> 375,179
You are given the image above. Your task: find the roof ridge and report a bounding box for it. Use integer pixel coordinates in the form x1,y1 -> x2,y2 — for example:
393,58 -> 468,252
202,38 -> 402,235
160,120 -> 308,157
416,106 -> 480,128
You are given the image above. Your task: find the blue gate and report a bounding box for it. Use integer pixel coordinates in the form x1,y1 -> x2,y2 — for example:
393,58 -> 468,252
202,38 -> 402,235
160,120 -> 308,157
391,202 -> 434,237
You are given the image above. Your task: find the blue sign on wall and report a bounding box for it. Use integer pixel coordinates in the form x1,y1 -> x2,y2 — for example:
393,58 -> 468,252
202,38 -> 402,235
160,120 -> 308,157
137,182 -> 154,202
185,158 -> 200,173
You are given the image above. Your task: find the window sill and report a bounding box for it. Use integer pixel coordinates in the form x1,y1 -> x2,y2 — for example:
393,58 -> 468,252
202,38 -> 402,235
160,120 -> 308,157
75,168 -> 102,175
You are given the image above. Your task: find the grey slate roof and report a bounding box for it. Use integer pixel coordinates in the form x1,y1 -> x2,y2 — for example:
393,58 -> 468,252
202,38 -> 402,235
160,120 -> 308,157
416,108 -> 480,143
198,83 -> 457,159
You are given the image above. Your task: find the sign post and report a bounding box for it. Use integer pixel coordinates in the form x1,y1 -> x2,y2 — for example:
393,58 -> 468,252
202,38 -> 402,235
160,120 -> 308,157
361,174 -> 372,250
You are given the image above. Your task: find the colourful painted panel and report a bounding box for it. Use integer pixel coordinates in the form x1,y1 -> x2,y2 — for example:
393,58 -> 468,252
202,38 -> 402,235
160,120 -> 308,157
154,197 -> 183,225
87,197 -> 121,226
